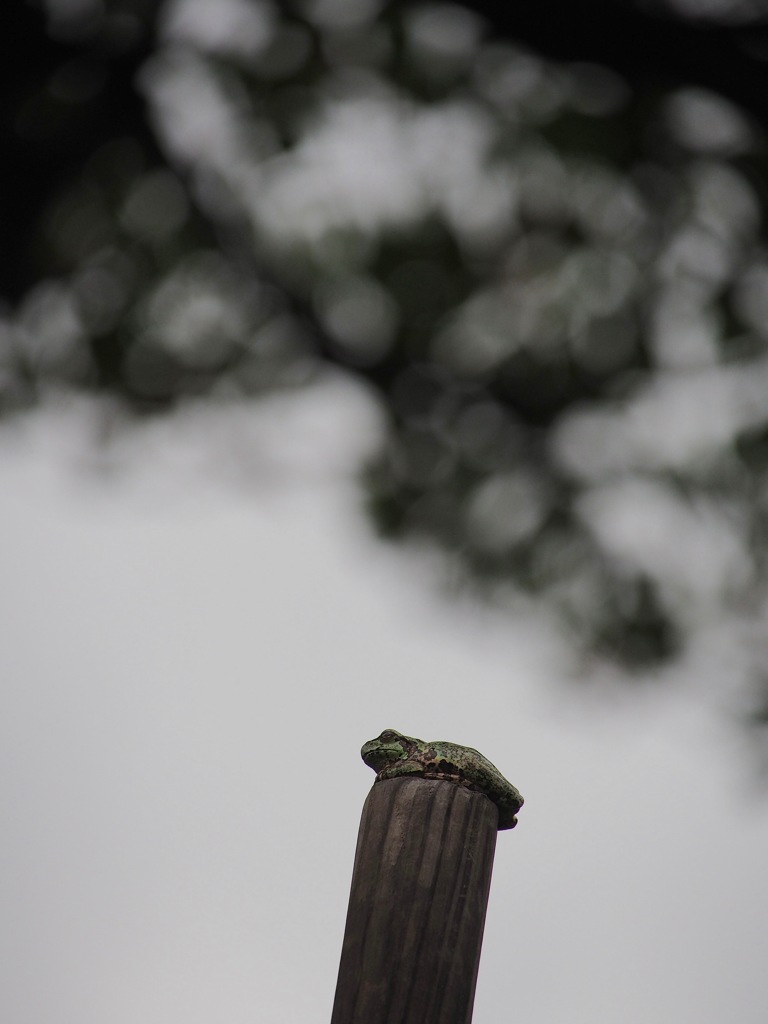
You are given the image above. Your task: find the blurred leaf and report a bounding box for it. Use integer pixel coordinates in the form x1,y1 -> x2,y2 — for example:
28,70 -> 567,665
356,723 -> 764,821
5,0 -> 768,707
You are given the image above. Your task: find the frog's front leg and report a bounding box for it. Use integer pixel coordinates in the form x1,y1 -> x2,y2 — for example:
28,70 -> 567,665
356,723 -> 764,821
378,760 -> 423,781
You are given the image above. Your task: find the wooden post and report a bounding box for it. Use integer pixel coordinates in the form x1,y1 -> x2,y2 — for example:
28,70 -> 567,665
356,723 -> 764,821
331,737 -> 521,1024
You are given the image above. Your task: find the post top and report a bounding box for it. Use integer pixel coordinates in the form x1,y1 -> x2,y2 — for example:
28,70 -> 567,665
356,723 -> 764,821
361,729 -> 523,829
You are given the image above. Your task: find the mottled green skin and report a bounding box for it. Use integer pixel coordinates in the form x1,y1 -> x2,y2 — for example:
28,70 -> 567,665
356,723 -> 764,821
361,729 -> 523,830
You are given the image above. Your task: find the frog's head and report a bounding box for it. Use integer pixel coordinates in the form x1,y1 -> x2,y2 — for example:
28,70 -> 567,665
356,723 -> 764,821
361,729 -> 420,773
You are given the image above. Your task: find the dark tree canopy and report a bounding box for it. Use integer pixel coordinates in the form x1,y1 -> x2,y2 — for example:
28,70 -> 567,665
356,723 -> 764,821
6,0 -> 768,723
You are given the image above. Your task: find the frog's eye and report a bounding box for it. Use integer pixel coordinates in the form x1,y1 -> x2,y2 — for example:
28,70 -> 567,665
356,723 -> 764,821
379,729 -> 400,742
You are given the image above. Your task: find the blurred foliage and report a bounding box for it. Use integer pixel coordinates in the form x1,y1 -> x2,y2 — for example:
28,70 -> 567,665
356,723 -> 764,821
6,0 -> 768,701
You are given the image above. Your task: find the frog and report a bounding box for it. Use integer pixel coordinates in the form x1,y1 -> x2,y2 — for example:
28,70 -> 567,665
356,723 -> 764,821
361,729 -> 523,830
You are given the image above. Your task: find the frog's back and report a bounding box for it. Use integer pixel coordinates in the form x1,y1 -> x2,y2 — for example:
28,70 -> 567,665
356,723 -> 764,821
432,740 -> 522,829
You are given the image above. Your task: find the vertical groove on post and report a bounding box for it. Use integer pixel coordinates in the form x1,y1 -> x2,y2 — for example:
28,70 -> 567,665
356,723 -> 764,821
331,777 -> 499,1024
441,793 -> 497,1019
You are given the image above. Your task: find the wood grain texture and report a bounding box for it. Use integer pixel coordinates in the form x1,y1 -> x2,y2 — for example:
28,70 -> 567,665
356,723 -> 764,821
331,777 -> 499,1024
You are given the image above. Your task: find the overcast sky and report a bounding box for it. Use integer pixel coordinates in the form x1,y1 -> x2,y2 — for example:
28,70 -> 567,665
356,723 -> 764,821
2,378 -> 768,1024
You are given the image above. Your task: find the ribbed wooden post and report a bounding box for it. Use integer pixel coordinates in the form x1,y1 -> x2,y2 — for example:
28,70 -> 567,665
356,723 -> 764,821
330,775 -> 508,1024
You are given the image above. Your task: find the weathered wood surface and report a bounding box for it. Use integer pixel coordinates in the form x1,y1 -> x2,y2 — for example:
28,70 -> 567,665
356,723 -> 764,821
330,776 -> 499,1024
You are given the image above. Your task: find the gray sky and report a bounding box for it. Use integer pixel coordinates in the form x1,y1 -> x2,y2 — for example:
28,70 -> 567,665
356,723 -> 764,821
2,379 -> 768,1024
